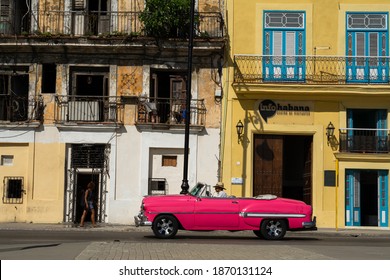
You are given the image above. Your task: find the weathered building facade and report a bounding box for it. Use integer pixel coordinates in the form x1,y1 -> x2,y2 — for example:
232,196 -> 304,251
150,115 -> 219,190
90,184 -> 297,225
0,0 -> 225,224
223,0 -> 390,229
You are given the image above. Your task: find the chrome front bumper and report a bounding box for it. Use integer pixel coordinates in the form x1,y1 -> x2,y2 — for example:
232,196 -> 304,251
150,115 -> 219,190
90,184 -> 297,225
302,216 -> 317,230
134,212 -> 152,227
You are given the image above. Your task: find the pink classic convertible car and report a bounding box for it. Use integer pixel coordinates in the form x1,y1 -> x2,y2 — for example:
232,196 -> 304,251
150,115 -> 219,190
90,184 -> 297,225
134,182 -> 316,240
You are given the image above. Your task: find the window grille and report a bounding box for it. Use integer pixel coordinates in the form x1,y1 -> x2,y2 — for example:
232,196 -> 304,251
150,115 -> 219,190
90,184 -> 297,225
347,13 -> 387,30
73,0 -> 85,10
3,177 -> 24,204
265,12 -> 304,29
71,144 -> 106,168
148,178 -> 167,195
0,0 -> 11,18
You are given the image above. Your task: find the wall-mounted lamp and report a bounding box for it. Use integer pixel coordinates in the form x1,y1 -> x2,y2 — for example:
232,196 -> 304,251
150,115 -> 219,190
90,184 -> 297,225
236,120 -> 244,143
326,121 -> 335,144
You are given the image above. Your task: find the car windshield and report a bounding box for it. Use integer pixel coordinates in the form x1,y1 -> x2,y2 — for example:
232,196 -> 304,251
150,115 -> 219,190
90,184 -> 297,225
189,183 -> 206,196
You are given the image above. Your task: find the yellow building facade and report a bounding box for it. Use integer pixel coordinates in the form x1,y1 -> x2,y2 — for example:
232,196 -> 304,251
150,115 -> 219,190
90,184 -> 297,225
223,0 -> 390,229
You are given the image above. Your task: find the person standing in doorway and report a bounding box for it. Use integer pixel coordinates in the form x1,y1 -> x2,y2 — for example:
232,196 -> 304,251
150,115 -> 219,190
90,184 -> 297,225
80,181 -> 97,227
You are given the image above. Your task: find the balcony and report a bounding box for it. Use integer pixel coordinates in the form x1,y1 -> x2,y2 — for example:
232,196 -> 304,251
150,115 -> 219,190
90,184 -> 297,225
3,11 -> 224,38
136,97 -> 206,129
0,95 -> 43,123
339,128 -> 390,153
234,55 -> 390,85
54,95 -> 124,125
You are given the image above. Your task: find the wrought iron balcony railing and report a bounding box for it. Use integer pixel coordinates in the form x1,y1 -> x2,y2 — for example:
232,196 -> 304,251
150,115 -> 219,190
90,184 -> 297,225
0,94 -> 43,123
234,55 -> 390,85
2,10 -> 224,38
339,128 -> 390,153
55,95 -> 124,124
136,97 -> 206,127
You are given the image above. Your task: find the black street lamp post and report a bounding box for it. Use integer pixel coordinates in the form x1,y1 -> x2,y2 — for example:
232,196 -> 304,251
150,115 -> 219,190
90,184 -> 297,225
180,0 -> 196,194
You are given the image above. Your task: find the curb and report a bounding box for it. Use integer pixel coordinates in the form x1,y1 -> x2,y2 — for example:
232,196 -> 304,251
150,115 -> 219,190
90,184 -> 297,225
0,223 -> 389,237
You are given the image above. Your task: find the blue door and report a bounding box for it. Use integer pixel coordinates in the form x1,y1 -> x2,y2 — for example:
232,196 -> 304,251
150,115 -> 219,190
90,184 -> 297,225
346,13 -> 388,83
346,169 -> 388,227
263,31 -> 305,81
378,171 -> 389,227
345,170 -> 360,226
263,11 -> 305,82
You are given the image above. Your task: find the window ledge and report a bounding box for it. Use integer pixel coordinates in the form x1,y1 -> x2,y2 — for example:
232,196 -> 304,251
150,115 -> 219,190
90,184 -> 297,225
55,122 -> 122,132
136,123 -> 204,133
0,121 -> 41,129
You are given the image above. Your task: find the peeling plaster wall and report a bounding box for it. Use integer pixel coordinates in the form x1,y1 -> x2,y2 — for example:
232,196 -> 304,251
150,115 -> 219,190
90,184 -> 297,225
117,66 -> 143,97
119,0 -> 144,11
197,68 -> 221,128
199,0 -> 223,12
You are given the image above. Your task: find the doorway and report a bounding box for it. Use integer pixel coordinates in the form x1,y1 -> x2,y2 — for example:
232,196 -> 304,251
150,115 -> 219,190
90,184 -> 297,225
345,169 -> 388,227
150,70 -> 187,123
87,0 -> 110,35
253,134 -> 313,205
65,144 -> 109,224
68,67 -> 109,122
75,172 -> 100,223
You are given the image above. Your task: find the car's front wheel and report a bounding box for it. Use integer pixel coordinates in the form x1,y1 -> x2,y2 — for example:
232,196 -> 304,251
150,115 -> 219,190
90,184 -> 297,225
152,215 -> 179,239
260,219 -> 287,240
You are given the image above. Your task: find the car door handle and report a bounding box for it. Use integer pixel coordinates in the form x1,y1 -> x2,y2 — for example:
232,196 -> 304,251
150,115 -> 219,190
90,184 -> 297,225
232,201 -> 238,204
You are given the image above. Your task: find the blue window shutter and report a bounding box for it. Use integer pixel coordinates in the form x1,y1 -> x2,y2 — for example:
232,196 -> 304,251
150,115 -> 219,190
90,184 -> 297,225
378,170 -> 388,227
376,109 -> 387,151
347,109 -> 354,150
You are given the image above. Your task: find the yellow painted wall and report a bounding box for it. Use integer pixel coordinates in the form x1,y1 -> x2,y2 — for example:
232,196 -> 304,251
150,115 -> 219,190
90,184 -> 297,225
0,143 -> 65,223
0,144 -> 30,222
25,143 -> 66,223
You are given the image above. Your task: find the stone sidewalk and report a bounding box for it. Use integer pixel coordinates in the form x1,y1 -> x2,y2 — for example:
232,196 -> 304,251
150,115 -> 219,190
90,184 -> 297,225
75,240 -> 333,260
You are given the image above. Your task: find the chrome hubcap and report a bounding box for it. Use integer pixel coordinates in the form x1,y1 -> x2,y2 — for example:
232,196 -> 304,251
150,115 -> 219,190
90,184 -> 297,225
157,219 -> 173,235
266,221 -> 281,236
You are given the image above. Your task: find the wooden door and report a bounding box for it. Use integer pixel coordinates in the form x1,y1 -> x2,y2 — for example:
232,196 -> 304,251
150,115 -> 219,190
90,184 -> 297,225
253,135 -> 283,197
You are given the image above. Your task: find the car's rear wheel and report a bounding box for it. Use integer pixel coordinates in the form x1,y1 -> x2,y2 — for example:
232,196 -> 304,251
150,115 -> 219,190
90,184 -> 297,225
152,215 -> 179,239
260,219 -> 287,240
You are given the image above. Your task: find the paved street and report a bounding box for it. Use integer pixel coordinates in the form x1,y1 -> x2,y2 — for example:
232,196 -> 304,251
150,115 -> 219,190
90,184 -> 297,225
0,223 -> 390,260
